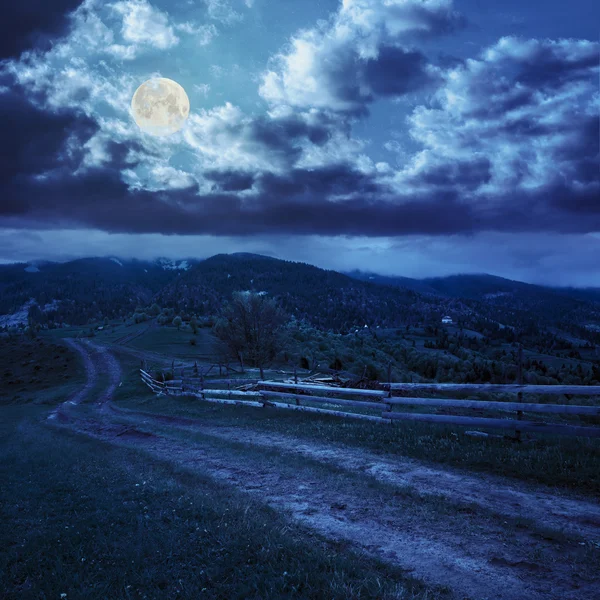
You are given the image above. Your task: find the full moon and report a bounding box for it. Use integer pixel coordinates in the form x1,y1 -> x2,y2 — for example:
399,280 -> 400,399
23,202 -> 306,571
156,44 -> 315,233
131,77 -> 190,136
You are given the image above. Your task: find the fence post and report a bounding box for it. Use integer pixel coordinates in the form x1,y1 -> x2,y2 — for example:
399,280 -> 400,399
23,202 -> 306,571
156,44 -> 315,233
228,381 -> 231,401
219,363 -> 222,376
200,368 -> 205,400
294,367 -> 298,384
515,344 -> 523,441
387,361 -> 393,410
171,360 -> 175,379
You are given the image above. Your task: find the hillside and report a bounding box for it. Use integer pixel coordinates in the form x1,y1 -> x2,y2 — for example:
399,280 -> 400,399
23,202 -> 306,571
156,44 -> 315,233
345,270 -> 600,343
0,257 -> 198,326
1,254 -> 599,347
152,253 -> 448,331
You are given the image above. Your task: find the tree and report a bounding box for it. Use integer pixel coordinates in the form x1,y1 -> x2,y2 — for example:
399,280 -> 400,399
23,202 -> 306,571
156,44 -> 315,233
172,316 -> 183,330
149,303 -> 161,317
213,291 -> 287,379
190,315 -> 198,335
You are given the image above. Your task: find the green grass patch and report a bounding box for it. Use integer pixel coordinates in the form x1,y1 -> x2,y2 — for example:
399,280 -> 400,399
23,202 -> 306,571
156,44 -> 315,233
0,336 -> 85,406
0,407 -> 442,600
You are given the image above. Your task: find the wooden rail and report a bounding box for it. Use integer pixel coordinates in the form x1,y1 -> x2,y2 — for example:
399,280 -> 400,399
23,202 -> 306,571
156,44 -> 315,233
139,370 -> 600,437
385,383 -> 600,395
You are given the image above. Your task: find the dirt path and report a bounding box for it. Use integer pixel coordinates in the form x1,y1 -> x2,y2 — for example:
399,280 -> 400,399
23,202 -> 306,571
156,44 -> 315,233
108,406 -> 600,542
49,343 -> 600,600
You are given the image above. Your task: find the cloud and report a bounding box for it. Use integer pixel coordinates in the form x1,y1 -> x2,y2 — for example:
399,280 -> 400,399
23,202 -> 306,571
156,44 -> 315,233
259,0 -> 465,115
108,0 -> 179,58
175,22 -> 217,46
0,1 -> 85,59
203,0 -> 243,25
193,83 -> 211,96
386,36 -> 600,228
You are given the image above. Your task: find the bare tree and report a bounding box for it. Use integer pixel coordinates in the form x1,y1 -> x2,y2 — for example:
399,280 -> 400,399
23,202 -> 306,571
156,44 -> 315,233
213,292 -> 287,379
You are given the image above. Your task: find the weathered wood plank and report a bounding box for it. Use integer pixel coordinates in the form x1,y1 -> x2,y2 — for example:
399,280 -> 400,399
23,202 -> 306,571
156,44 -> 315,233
260,381 -> 388,397
382,411 -> 600,437
181,392 -> 390,423
204,390 -> 262,398
202,378 -> 260,385
386,397 -> 600,415
386,383 -> 600,395
261,390 -> 387,410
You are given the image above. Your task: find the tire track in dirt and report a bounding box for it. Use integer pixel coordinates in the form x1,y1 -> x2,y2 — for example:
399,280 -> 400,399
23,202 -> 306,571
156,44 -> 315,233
87,341 -> 122,410
48,339 -> 98,419
108,406 -> 600,542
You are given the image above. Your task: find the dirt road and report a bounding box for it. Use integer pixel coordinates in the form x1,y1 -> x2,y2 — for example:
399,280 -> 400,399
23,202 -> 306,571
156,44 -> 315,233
50,339 -> 600,600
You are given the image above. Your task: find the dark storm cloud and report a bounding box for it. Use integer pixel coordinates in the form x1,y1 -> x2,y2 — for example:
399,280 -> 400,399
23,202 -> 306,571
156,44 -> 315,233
247,113 -> 335,162
404,36 -> 599,229
0,72 -> 98,213
204,170 -> 255,192
410,158 -> 492,191
513,42 -> 599,88
1,1 -> 83,60
299,44 -> 437,118
260,0 -> 467,115
362,46 -> 437,97
2,165 -> 476,236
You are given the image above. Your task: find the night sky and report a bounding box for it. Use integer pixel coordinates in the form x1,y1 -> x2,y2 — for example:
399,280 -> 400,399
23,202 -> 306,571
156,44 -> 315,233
0,0 -> 598,285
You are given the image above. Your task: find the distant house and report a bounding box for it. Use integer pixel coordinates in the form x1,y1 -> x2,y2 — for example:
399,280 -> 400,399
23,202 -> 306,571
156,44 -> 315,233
441,316 -> 453,324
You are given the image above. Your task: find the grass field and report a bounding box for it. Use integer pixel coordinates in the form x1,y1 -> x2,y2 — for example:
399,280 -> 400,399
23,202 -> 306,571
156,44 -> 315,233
0,405 -> 443,600
0,336 -> 85,405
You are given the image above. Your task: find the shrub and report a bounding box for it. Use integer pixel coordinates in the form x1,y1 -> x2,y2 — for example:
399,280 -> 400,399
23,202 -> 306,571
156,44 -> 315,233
329,357 -> 343,371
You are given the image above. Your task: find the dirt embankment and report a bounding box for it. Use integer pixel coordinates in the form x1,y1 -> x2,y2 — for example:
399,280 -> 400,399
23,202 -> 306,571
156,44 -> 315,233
50,340 -> 600,600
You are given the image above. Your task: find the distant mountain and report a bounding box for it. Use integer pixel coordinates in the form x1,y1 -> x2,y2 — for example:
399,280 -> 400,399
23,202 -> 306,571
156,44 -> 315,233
153,253 -> 440,331
1,255 -> 599,341
344,270 -> 600,340
0,257 -> 198,325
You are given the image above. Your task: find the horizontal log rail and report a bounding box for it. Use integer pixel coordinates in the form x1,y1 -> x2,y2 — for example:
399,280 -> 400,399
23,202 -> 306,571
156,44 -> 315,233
139,369 -> 600,437
260,390 -> 388,410
385,383 -> 600,395
387,396 -> 600,416
259,381 -> 388,397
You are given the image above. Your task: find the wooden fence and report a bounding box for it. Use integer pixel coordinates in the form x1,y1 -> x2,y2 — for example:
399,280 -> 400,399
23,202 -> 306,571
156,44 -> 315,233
139,370 -> 600,438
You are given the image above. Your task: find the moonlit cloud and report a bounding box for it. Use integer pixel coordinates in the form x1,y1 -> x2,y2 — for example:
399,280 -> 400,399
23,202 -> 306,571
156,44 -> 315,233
259,0 -> 464,115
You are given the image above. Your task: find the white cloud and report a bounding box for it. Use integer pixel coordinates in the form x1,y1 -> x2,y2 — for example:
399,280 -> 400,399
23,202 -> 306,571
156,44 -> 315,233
387,36 -> 600,202
110,0 -> 179,55
193,83 -> 211,96
204,0 -> 243,25
175,22 -> 218,46
259,0 -> 462,113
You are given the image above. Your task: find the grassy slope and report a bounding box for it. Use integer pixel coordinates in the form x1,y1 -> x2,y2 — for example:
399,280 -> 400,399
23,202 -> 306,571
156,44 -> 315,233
0,336 -> 85,405
0,407 -> 440,600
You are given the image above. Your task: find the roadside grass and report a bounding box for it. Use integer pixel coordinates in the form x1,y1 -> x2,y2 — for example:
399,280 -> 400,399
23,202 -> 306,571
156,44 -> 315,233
0,335 -> 85,405
0,407 -> 444,600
